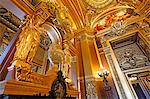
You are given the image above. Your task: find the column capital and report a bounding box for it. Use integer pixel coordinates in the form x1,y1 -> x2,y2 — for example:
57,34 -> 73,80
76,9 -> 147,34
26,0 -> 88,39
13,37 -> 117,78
74,27 -> 96,40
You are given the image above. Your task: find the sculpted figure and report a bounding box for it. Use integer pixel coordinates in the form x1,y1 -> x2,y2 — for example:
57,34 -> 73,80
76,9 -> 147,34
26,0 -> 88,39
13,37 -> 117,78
62,44 -> 72,78
48,46 -> 54,69
48,43 -> 64,70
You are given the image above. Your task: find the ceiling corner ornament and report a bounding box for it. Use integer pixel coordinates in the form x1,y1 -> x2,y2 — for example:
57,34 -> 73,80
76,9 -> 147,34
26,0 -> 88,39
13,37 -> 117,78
86,0 -> 113,9
111,21 -> 126,35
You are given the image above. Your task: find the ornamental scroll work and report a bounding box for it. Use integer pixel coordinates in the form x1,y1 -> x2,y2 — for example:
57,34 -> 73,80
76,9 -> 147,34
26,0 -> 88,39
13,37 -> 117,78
86,0 -> 113,9
108,21 -> 137,37
9,60 -> 45,85
98,21 -> 138,44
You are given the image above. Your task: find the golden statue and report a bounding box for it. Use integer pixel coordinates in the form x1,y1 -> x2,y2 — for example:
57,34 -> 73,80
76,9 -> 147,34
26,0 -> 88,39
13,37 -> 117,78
14,14 -> 42,63
62,44 -> 72,78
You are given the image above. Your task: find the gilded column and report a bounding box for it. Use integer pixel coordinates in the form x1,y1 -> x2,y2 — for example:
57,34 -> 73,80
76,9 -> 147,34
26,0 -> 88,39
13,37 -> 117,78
80,33 -> 99,99
75,38 -> 87,99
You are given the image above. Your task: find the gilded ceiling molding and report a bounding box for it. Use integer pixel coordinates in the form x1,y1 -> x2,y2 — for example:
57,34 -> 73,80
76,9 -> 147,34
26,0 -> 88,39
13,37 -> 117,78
134,0 -> 150,17
125,16 -> 144,26
76,0 -> 85,24
86,0 -> 113,9
73,27 -> 96,39
68,0 -> 84,27
118,0 -> 150,18
70,0 -> 85,25
60,0 -> 84,28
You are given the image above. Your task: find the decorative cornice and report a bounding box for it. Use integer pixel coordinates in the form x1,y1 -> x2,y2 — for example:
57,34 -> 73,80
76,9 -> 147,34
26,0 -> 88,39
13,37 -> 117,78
0,6 -> 22,31
0,16 -> 19,32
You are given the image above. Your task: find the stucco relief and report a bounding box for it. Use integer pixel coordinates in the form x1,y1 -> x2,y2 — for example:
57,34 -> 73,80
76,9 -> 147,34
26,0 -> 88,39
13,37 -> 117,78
85,80 -> 98,99
101,23 -> 138,41
114,43 -> 149,71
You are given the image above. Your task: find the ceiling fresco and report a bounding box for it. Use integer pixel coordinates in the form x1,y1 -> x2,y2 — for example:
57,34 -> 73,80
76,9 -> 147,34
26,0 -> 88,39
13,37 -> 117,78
11,0 -> 150,39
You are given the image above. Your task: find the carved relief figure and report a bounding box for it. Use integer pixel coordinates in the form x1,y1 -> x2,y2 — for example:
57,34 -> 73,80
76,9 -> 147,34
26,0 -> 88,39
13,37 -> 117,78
111,21 -> 125,35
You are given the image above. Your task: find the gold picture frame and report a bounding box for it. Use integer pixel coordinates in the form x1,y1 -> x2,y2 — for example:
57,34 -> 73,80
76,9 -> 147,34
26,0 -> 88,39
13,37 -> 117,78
23,0 -> 41,10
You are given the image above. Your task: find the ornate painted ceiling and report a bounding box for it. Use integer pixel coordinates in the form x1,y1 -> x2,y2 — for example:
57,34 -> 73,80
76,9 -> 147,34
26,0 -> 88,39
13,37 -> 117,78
11,0 -> 150,36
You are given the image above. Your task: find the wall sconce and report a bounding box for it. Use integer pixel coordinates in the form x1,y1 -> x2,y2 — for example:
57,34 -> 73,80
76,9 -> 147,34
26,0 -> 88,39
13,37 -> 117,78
98,69 -> 114,98
98,68 -> 111,90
